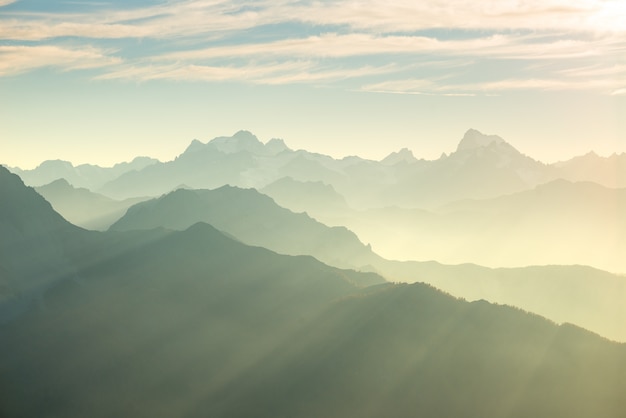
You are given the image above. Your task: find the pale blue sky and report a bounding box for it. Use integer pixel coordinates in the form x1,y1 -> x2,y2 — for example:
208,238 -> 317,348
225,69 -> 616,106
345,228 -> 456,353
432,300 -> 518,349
1,0 -> 625,168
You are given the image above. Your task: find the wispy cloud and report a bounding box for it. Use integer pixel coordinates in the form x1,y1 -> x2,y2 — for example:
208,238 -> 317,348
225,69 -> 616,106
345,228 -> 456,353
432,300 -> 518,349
0,0 -> 624,93
286,0 -> 624,33
2,0 -> 624,41
97,59 -> 398,85
363,74 -> 626,96
0,45 -> 121,76
157,32 -> 621,62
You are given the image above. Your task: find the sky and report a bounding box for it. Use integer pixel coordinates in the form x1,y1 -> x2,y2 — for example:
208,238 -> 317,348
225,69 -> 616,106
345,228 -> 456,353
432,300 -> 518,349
1,0 -> 625,169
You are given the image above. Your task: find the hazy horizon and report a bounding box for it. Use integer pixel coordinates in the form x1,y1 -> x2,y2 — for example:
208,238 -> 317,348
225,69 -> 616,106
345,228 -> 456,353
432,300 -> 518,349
4,128 -> 626,171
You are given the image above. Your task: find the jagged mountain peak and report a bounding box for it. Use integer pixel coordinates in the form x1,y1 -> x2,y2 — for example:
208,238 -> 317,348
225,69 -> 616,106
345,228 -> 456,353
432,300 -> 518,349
381,148 -> 417,165
183,133 -> 290,158
456,129 -> 506,152
209,130 -> 263,153
265,137 -> 290,154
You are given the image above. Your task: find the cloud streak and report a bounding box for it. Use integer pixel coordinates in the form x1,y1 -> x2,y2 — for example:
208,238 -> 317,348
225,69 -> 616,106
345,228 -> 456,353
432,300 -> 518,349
0,0 -> 624,93
0,45 -> 121,76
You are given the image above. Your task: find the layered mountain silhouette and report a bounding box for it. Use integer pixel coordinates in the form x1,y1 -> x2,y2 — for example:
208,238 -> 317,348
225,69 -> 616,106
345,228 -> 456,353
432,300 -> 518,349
35,178 -> 148,230
104,179 -> 626,342
2,164 -> 626,417
110,186 -> 381,277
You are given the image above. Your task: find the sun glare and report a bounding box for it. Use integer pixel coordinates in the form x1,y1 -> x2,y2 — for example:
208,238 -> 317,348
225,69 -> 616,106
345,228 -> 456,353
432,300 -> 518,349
592,0 -> 626,31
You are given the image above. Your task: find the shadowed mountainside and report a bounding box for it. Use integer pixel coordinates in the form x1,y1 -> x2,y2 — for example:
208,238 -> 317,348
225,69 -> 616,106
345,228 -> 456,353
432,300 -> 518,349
0,167 -> 95,319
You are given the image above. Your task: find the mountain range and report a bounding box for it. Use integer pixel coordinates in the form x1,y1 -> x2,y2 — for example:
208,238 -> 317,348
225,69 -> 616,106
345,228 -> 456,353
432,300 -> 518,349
2,164 -> 626,417
10,129 -> 625,209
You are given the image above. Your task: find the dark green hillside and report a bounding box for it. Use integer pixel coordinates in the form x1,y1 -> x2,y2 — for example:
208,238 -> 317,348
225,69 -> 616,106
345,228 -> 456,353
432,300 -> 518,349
0,166 -> 95,317
2,263 -> 626,417
0,221 -> 380,418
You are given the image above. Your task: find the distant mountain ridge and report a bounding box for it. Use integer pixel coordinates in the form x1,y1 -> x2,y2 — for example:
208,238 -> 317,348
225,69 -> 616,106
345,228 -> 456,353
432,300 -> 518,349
9,129 -> 626,208
89,129 -> 555,207
8,156 -> 158,190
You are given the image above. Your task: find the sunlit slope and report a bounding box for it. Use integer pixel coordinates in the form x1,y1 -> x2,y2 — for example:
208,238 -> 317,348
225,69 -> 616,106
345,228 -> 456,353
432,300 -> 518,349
555,152 -> 626,188
341,179 -> 626,273
377,261 -> 626,342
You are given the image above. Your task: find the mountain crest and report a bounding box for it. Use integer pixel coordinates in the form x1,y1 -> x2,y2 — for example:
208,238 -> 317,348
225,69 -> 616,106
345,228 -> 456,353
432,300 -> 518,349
184,139 -> 205,154
265,138 -> 290,155
457,129 -> 506,152
381,148 -> 417,165
208,130 -> 265,154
